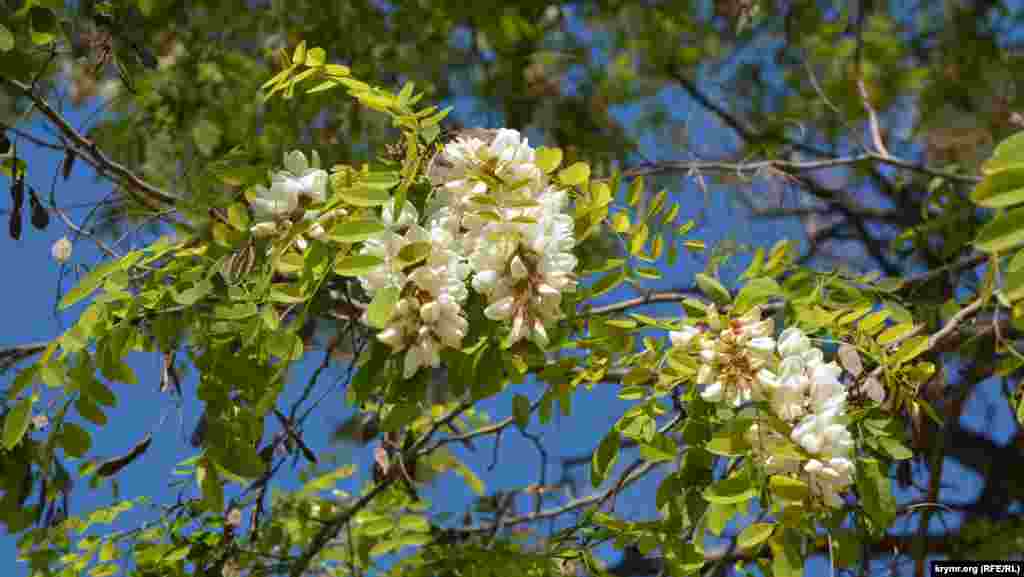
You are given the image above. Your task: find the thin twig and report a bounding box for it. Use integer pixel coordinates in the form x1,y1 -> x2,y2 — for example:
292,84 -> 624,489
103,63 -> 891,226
1,77 -> 181,211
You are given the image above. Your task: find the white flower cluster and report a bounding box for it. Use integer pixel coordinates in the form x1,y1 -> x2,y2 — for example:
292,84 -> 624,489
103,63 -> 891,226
670,307 -> 856,509
359,201 -> 472,379
358,128 -> 578,378
249,150 -> 346,250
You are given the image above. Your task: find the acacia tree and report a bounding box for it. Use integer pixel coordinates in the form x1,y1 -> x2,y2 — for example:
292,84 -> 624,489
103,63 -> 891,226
3,2 -> 1024,577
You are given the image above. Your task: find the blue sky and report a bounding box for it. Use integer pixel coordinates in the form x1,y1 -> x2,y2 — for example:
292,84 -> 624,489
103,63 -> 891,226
2,7 -> 1019,577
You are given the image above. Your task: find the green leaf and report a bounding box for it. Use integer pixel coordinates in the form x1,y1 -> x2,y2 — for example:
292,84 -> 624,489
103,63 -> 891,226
734,277 -> 782,313
60,422 -> 92,458
768,475 -> 809,503
769,530 -> 803,577
629,223 -> 649,256
0,24 -> 13,52
737,522 -> 775,551
591,430 -> 620,488
29,7 -> 56,45
628,176 -> 645,206
706,426 -> 751,457
59,260 -> 123,310
301,465 -> 356,495
399,514 -> 430,533
305,47 -> 326,67
84,378 -> 117,407
327,220 -> 385,243
266,330 -> 304,361
39,362 -> 67,388
588,268 -> 626,299
983,131 -> 1024,175
366,287 -> 401,329
269,283 -> 306,304
666,543 -> 705,575
891,334 -> 929,365
3,396 -> 33,450
695,273 -> 731,304
856,458 -> 897,531
703,474 -> 757,505
831,530 -> 862,568
173,280 -> 213,306
971,167 -> 1024,208
858,312 -> 891,338
512,394 -> 530,429
557,162 -> 590,186
638,433 -> 678,463
90,563 -> 119,577
453,460 -> 485,495
876,436 -> 913,460
8,365 -> 39,400
975,205 -> 1024,253
335,254 -> 384,276
380,403 -> 419,432
334,184 -> 392,207
397,241 -> 431,266
76,396 -> 107,426
226,203 -> 250,230
292,41 -> 307,66
705,501 -> 734,536
535,147 -> 563,173
876,322 -> 915,345
209,439 -> 267,479
197,459 -> 224,512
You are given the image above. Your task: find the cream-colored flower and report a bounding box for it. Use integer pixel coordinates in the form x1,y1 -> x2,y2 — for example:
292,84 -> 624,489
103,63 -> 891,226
51,237 -> 72,263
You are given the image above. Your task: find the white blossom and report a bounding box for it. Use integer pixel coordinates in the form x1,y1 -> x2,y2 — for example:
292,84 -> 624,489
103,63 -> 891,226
251,179 -> 299,220
280,150 -> 328,203
51,237 -> 72,263
690,319 -> 858,509
669,326 -> 702,348
695,306 -> 776,407
803,457 -> 855,508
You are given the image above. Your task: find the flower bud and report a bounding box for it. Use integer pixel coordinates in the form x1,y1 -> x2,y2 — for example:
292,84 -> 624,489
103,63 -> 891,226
51,236 -> 72,263
669,326 -> 700,348
536,283 -> 560,298
510,255 -> 528,280
531,319 -> 550,348
484,296 -> 516,321
377,327 -> 404,349
420,301 -> 441,324
250,221 -> 278,238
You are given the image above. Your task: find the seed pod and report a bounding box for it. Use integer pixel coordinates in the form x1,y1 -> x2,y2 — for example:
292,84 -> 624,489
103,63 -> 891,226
29,188 -> 49,230
10,173 -> 23,213
8,180 -> 21,241
62,150 -> 76,180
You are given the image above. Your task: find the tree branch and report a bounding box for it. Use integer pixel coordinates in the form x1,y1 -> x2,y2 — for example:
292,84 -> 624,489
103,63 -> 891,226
1,77 -> 182,212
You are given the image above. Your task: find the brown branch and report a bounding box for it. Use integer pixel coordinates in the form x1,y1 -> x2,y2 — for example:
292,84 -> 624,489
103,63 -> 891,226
0,342 -> 49,373
289,401 -> 475,577
583,291 -> 697,316
859,298 -> 986,396
1,77 -> 181,211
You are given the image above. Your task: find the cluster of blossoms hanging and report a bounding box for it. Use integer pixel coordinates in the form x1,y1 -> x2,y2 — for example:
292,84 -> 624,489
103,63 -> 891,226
248,150 -> 347,251
357,129 -> 579,378
670,305 -> 856,509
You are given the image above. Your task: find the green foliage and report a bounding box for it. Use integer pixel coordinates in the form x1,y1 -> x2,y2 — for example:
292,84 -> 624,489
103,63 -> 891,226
4,3 -> 1024,574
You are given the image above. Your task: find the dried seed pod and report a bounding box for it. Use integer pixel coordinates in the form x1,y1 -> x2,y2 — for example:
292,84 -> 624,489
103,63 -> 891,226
62,150 -> 76,180
10,173 -> 23,212
29,188 -> 49,230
